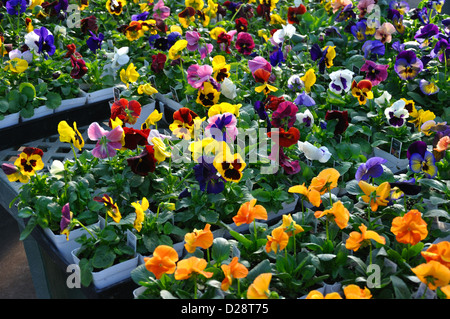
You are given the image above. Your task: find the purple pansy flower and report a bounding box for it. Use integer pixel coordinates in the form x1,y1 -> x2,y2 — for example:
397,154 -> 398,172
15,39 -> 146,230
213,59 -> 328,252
86,31 -> 104,54
394,50 -> 423,80
254,101 -> 271,129
194,156 -> 225,194
362,40 -> 385,59
350,20 -> 368,41
60,203 -> 72,233
294,91 -> 316,107
431,38 -> 450,63
132,11 -> 150,21
5,0 -> 27,15
360,60 -> 389,86
355,157 -> 387,181
414,24 -> 439,47
270,47 -> 285,67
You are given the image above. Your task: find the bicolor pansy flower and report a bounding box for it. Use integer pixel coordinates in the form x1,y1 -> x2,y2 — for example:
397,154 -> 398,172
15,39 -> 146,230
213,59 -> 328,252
409,150 -> 437,178
384,99 -> 409,127
213,151 -> 246,183
351,79 -> 373,105
394,50 -> 423,80
328,69 -> 354,94
419,79 -> 440,95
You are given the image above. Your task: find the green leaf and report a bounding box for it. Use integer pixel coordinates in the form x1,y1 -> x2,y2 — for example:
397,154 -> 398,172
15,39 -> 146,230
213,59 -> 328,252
20,106 -> 35,119
45,92 -> 62,109
211,238 -> 230,264
19,82 -> 36,99
424,209 -> 450,220
247,259 -> 272,283
229,230 -> 253,249
0,100 -> 9,113
390,275 -> 411,299
92,246 -> 116,269
79,258 -> 93,287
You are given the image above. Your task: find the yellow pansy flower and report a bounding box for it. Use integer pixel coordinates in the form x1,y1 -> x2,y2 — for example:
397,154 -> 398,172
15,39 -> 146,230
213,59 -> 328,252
58,121 -> 85,151
120,63 -> 140,88
141,109 -> 163,130
168,39 -> 188,60
207,102 -> 241,118
301,68 -> 316,93
4,58 -> 28,74
151,137 -> 171,163
131,197 -> 149,232
137,83 -> 158,96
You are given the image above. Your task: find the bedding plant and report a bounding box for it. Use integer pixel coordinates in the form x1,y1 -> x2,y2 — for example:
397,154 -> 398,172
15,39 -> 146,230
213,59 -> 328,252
1,0 -> 450,298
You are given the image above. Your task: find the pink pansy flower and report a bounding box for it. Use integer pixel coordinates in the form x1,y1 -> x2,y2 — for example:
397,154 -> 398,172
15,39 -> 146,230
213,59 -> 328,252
248,56 -> 272,74
88,122 -> 123,159
205,112 -> 238,142
153,0 -> 170,19
186,31 -> 201,51
375,22 -> 396,44
187,64 -> 214,89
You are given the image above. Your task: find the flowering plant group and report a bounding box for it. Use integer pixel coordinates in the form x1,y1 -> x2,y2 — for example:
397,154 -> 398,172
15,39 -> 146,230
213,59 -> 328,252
1,0 -> 450,300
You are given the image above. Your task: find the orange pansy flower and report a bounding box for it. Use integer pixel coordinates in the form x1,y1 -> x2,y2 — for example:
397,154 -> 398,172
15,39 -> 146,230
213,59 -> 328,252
358,180 -> 391,212
144,245 -> 179,279
309,168 -> 340,195
232,199 -> 268,226
305,290 -> 342,299
288,183 -> 322,207
390,209 -> 428,245
184,224 -> 214,253
314,200 -> 350,229
174,256 -> 214,280
345,223 -> 386,252
247,273 -> 272,299
280,214 -> 304,237
421,241 -> 450,268
266,226 -> 290,254
440,285 -> 450,299
343,284 -> 372,299
220,257 -> 249,291
411,261 -> 450,290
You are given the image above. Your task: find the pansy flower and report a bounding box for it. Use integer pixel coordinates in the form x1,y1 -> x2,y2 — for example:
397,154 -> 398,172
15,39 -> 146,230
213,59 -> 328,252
419,79 -> 440,95
127,145 -> 158,175
297,141 -> 332,163
110,98 -> 141,125
131,197 -> 149,232
253,68 -> 278,95
5,0 -> 27,15
266,226 -> 289,254
120,63 -> 139,88
80,15 -> 98,35
233,199 -> 268,226
88,122 -> 123,158
24,27 -> 56,59
268,127 -> 301,148
287,4 -> 307,24
355,157 -> 387,181
153,0 -> 170,19
358,180 -> 391,211
391,209 -> 428,245
10,147 -> 44,183
187,64 -> 214,89
58,121 -> 84,151
409,149 -> 437,178
435,136 -> 450,153
169,107 -> 201,140
144,245 -> 178,279
287,74 -> 304,92
196,81 -> 221,107
205,112 -> 238,142
431,38 -> 450,63
271,101 -> 298,129
414,23 -> 439,48
60,203 -> 73,240
310,44 -> 336,74
247,273 -> 272,299
168,39 -> 188,60
325,110 -> 349,135
235,32 -> 255,55
221,257 -> 249,291
301,68 -> 316,93
351,79 -> 373,105
296,109 -> 315,128
360,60 -> 388,86
217,29 -> 237,54
3,58 -> 28,74
390,10 -> 405,34
106,0 -> 126,15
94,194 -> 121,223
409,109 -> 436,132
213,151 -> 246,183
193,156 -> 225,194
384,99 -> 409,127
394,50 -> 423,80
345,224 -> 386,252
211,55 -> 230,82
412,261 -> 450,291
362,40 -> 385,59
86,31 -> 104,53
294,91 -> 316,107
351,20 -> 368,41
328,69 -> 354,94
374,22 -> 396,43
174,256 -> 213,281
184,223 -> 214,254
314,200 -> 350,230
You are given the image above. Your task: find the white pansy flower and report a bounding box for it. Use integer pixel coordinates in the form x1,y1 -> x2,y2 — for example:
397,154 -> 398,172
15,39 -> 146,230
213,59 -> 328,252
49,160 -> 65,179
102,47 -> 130,77
374,91 -> 392,108
273,24 -> 296,44
328,69 -> 354,94
220,77 -> 237,99
296,109 -> 314,127
298,141 -> 332,163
